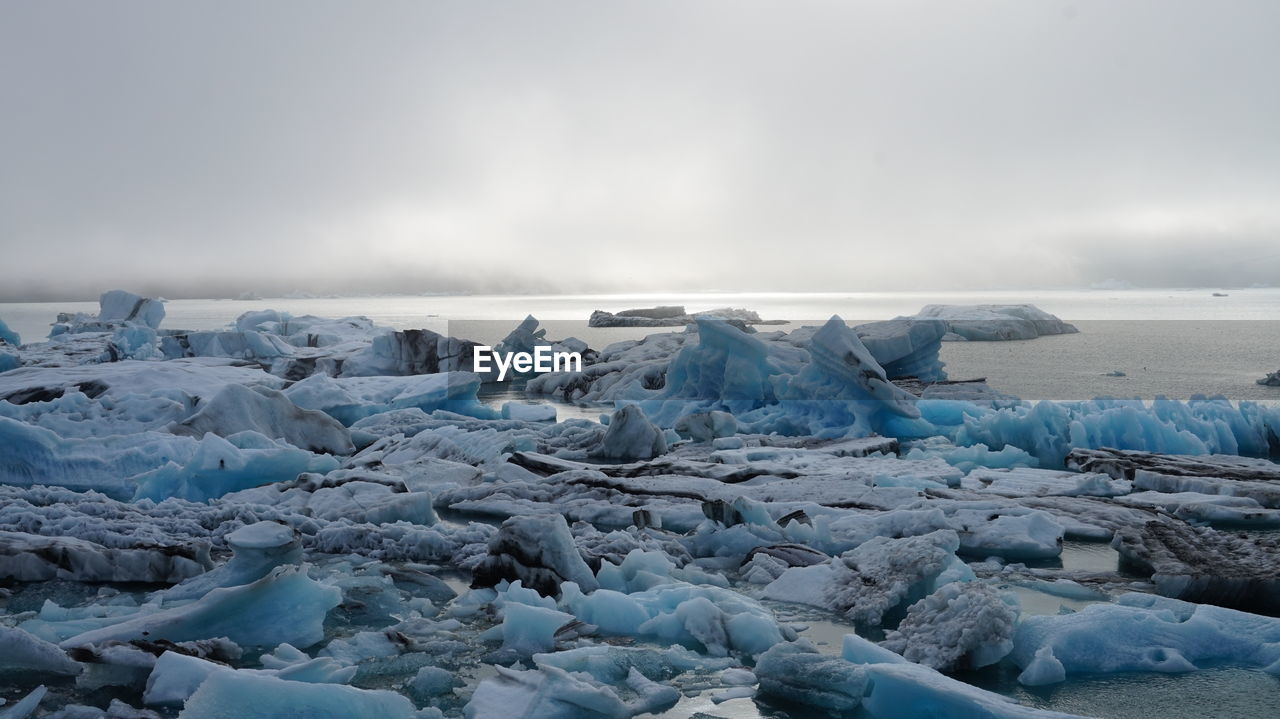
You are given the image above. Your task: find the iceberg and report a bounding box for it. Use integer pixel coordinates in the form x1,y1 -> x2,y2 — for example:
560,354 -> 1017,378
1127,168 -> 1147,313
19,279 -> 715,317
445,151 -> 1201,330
909,304 -> 1078,341
98,290 -> 166,330
1011,592 -> 1280,683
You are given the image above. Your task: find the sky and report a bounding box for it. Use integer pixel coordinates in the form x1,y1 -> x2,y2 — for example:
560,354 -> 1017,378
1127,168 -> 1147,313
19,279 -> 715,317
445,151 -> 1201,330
3,1 -> 1279,301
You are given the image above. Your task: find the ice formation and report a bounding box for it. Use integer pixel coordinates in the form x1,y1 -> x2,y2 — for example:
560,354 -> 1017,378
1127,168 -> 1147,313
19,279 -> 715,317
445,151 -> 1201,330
587,305 -> 778,328
909,304 -> 1078,341
2,294 -> 1279,718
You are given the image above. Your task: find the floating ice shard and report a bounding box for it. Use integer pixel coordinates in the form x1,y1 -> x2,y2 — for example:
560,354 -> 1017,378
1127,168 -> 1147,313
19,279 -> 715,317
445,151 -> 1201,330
0,686 -> 47,719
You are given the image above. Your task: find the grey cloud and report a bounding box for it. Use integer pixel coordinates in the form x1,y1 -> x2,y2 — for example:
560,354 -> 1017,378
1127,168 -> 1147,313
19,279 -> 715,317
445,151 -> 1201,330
2,1 -> 1278,300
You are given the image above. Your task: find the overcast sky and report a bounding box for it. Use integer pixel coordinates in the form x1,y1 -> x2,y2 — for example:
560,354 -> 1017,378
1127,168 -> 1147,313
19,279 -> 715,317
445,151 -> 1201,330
3,1 -> 1278,300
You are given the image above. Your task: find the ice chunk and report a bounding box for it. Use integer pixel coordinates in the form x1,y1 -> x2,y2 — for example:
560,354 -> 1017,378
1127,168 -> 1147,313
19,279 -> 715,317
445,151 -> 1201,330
161,521 -> 300,601
171,384 -> 354,455
593,405 -> 667,460
910,304 -> 1077,341
860,661 -> 1088,718
880,581 -> 1020,671
60,565 -> 342,650
754,641 -> 866,711
409,666 -> 458,699
98,290 -> 166,329
0,627 -> 81,675
1111,518 -> 1280,613
673,410 -> 737,442
284,372 -> 493,425
488,602 -> 579,655
131,432 -> 339,502
0,317 -> 19,346
177,669 -> 415,719
764,530 -> 971,625
142,651 -> 354,706
564,581 -> 791,658
471,514 -> 600,596
1011,592 -> 1280,683
501,401 -> 557,422
0,347 -> 18,373
0,530 -> 211,583
958,397 -> 1280,466
840,633 -> 909,665
464,664 -> 677,719
967,467 -> 1130,498
0,686 -> 46,719
1017,646 -> 1067,686
531,644 -> 736,683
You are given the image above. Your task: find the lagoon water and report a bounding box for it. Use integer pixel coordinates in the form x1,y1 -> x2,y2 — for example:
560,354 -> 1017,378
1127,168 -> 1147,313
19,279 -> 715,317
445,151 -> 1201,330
5,288 -> 1278,402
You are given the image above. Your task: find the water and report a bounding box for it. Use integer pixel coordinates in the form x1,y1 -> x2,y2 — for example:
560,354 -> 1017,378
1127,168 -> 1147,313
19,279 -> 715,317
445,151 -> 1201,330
4,289 -> 1278,401
967,665 -> 1280,719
